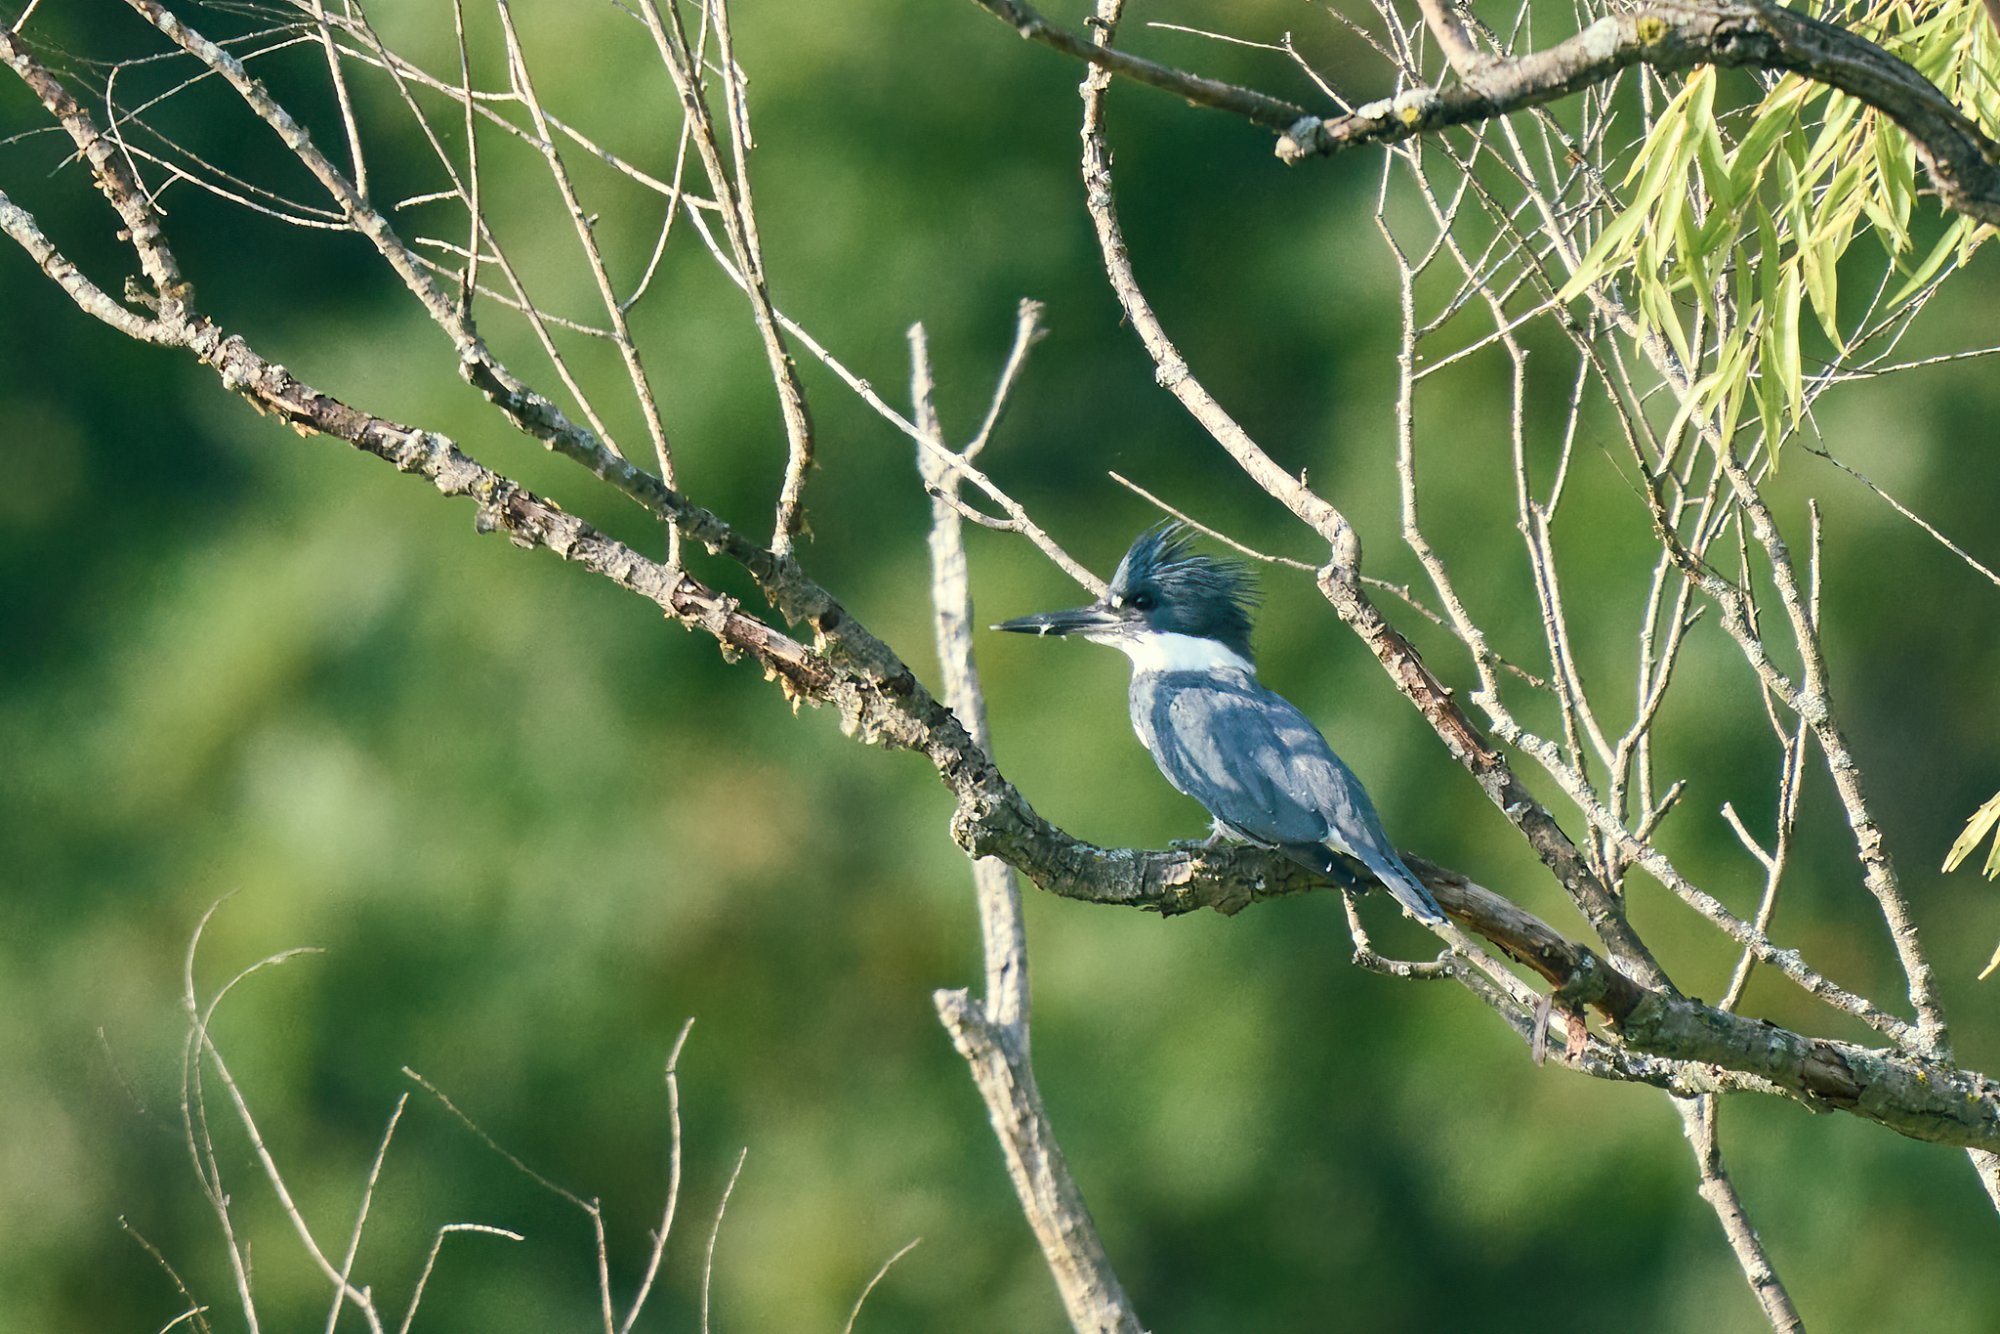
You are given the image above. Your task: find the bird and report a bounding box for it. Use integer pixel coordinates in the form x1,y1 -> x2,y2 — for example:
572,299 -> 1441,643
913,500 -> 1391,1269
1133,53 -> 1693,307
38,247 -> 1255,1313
993,524 -> 1444,923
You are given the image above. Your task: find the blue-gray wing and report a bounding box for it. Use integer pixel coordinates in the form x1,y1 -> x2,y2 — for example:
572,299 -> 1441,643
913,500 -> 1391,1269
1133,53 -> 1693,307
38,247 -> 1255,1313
1138,677 -> 1349,847
1135,675 -> 1442,921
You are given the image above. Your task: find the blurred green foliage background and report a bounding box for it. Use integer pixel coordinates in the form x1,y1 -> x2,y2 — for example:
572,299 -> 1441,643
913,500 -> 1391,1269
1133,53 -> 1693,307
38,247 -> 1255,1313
3,1 -> 1999,1330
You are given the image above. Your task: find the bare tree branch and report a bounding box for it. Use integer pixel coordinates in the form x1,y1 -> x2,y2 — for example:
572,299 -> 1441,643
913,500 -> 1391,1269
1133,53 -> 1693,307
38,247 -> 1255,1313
1675,1096 -> 1805,1333
962,0 -> 1307,128
701,1147 -> 749,1334
491,0 -> 679,533
618,1020 -> 697,1334
638,0 -> 817,556
1305,1 -> 2000,228
841,1238 -> 923,1334
965,0 -> 2000,227
914,313 -> 1142,1333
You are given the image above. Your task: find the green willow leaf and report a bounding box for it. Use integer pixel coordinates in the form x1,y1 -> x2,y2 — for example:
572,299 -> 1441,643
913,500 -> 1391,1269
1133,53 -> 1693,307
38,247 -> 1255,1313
1944,791 -> 2000,878
1886,214 -> 1973,305
1774,263 -> 1803,430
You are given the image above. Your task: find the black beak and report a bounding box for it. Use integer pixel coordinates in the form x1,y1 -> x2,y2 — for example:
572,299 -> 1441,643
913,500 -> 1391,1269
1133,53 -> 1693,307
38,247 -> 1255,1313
991,604 -> 1130,638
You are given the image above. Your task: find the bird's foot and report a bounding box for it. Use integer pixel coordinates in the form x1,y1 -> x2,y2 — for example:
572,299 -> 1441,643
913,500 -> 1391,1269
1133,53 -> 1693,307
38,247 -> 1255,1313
1170,826 -> 1238,855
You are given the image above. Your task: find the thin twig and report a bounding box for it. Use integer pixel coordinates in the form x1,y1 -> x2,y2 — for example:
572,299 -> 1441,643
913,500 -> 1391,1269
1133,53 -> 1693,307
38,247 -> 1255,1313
324,1094 -> 410,1334
618,1018 -> 698,1334
179,910 -> 374,1332
700,1148 -> 749,1334
840,1238 -> 923,1334
396,1224 -> 524,1334
1805,444 -> 2000,589
491,0 -> 679,554
120,1217 -> 216,1334
1108,472 -> 1316,570
307,0 -> 368,199
640,0 -> 816,556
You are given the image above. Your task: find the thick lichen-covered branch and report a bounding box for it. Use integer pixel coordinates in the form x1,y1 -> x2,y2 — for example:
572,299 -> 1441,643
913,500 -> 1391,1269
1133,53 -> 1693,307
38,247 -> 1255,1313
106,298 -> 2000,1158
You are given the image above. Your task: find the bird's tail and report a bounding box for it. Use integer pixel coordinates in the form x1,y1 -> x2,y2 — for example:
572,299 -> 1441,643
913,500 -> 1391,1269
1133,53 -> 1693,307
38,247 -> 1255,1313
1370,853 -> 1446,924
1277,845 -> 1444,922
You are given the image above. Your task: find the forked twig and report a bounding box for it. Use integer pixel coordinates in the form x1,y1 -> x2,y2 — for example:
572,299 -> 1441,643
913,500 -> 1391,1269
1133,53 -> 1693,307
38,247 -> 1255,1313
618,1018 -> 699,1334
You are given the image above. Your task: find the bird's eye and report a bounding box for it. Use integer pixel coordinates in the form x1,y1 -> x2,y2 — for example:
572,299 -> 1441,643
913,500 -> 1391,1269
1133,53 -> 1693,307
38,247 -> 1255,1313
1129,591 -> 1157,612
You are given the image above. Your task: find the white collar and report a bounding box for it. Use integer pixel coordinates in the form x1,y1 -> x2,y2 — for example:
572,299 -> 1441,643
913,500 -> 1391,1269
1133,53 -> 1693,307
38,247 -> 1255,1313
1107,631 -> 1255,676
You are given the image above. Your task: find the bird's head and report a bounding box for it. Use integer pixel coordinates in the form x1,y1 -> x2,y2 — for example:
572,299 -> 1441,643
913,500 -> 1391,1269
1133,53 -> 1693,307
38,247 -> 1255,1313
993,524 -> 1258,670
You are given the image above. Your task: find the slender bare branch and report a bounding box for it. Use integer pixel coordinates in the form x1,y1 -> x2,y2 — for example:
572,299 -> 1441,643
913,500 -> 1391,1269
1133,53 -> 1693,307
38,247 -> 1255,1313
324,1094 -> 409,1334
119,1217 -> 215,1334
0,187 -> 168,341
305,0 -> 368,199
182,929 -> 383,1333
638,0 -> 817,556
395,1224 -> 524,1334
700,1148 -> 748,1334
491,0 -> 679,541
841,1238 -> 923,1334
914,315 -> 1142,1332
962,0 -> 1307,128
1675,1096 -> 1805,1333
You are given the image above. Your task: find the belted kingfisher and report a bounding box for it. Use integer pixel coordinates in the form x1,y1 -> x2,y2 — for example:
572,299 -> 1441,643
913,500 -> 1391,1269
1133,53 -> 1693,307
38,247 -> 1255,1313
995,525 -> 1444,923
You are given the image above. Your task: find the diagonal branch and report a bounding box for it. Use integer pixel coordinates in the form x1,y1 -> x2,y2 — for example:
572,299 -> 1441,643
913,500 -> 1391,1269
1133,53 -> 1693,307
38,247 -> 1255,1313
1280,7 -> 2000,232
962,0 -> 1307,128
964,0 -> 2000,227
